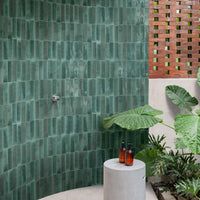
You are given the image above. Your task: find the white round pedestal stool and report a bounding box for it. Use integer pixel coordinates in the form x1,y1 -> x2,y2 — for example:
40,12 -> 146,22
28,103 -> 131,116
104,158 -> 146,200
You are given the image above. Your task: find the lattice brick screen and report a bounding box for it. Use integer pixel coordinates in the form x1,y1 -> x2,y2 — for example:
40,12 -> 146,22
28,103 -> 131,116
149,0 -> 200,78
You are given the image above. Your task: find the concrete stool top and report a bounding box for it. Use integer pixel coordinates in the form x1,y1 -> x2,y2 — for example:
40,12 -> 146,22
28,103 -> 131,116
104,158 -> 145,171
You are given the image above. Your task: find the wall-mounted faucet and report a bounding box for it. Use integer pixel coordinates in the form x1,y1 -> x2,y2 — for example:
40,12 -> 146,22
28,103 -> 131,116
52,95 -> 60,102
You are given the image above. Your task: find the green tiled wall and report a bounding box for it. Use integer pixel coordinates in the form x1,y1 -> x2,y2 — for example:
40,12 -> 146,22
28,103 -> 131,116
0,0 -> 148,199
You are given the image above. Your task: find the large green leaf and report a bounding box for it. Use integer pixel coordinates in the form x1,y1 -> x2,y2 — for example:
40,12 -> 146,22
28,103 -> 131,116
175,137 -> 188,150
103,105 -> 163,131
197,67 -> 200,87
175,114 -> 200,154
135,148 -> 161,177
166,85 -> 198,112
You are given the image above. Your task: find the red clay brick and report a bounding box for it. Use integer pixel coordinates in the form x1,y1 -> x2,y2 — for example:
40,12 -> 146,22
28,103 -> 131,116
149,0 -> 200,78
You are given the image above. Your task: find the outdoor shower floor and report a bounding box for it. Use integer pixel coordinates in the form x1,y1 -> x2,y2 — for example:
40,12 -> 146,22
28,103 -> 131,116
40,184 -> 158,200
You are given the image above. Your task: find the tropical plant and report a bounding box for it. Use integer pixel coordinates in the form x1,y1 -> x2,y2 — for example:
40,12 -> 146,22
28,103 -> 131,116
135,148 -> 161,177
148,134 -> 167,152
174,113 -> 200,154
135,134 -> 166,176
153,151 -> 199,183
102,70 -> 200,199
103,105 -> 163,131
176,179 -> 200,199
165,85 -> 198,113
166,84 -> 200,154
103,69 -> 200,154
197,67 -> 200,87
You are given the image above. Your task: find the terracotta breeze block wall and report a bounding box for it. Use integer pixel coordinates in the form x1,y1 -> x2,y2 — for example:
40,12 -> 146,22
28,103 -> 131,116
149,0 -> 200,78
0,0 -> 148,199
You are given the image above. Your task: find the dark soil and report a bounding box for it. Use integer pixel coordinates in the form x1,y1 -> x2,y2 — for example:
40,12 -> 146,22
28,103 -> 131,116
150,181 -> 187,200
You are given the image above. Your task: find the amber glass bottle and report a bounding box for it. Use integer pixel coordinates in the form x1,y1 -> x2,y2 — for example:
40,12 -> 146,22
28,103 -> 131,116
119,141 -> 126,163
125,144 -> 134,166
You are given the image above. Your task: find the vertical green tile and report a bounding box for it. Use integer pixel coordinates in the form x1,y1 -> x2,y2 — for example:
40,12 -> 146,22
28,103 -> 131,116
0,0 -> 148,199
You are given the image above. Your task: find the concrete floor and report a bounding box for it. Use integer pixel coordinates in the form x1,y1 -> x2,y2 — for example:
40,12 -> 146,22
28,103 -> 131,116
40,184 -> 158,200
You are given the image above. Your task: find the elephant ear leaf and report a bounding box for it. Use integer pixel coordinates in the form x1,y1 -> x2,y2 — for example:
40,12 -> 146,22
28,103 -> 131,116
197,67 -> 200,87
166,85 -> 198,112
175,114 -> 200,154
103,105 -> 163,131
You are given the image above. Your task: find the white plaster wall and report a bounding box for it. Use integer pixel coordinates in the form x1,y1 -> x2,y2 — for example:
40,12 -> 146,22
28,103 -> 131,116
149,78 -> 200,150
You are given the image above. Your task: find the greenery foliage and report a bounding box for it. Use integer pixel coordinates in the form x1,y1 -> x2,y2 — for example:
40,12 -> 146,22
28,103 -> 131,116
148,134 -> 166,152
197,68 -> 200,87
175,114 -> 200,154
135,148 -> 161,177
135,134 -> 166,176
103,69 -> 200,154
103,72 -> 200,154
165,85 -> 198,113
176,179 -> 200,199
153,151 -> 199,183
136,135 -> 200,200
103,105 -> 163,130
102,69 -> 200,199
